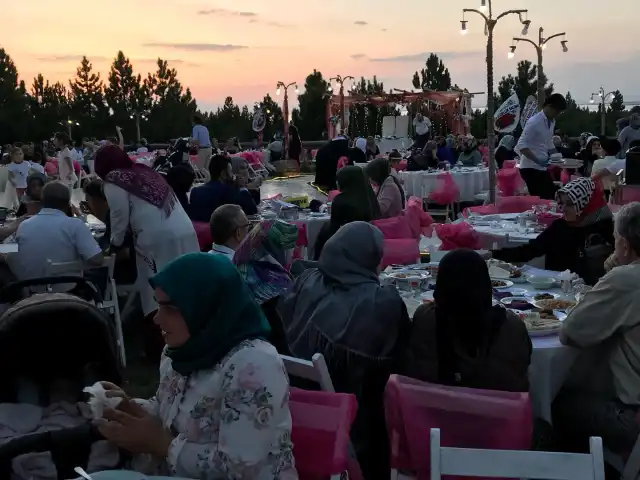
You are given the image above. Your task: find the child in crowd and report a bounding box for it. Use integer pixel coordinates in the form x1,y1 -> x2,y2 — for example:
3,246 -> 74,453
7,147 -> 31,197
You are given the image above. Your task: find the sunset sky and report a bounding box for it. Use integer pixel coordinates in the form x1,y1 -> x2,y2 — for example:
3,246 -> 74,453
3,0 -> 639,112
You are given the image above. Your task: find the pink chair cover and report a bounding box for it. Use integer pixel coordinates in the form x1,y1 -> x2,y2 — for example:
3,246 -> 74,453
496,168 -> 522,197
380,238 -> 420,268
428,172 -> 460,205
496,196 -> 553,214
327,190 -> 340,202
192,221 -> 212,252
434,223 -> 481,250
337,156 -> 349,170
403,197 -> 434,238
372,216 -> 414,240
395,160 -> 408,171
289,388 -> 358,480
385,375 -> 532,480
502,160 -> 517,169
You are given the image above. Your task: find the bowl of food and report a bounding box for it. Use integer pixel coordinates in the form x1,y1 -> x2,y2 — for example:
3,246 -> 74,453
491,279 -> 514,289
533,298 -> 576,311
527,276 -> 556,290
509,269 -> 527,283
389,271 -> 430,289
532,292 -> 559,301
501,296 -> 534,310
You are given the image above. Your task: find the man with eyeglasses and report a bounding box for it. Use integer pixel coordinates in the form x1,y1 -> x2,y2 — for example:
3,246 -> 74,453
209,204 -> 250,259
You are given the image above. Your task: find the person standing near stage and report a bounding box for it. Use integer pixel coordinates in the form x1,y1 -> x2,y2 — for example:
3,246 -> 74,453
516,94 -> 567,200
191,115 -> 212,180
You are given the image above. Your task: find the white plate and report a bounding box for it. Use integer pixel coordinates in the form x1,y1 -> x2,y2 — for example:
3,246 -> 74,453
491,279 -> 514,289
389,271 -> 430,281
528,292 -> 561,301
505,288 -> 529,296
532,298 -> 577,311
500,296 -> 532,307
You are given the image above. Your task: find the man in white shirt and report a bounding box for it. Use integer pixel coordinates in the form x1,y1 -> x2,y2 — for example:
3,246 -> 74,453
9,181 -> 103,284
412,113 -> 432,149
191,115 -> 212,181
209,204 -> 250,259
516,93 -> 567,199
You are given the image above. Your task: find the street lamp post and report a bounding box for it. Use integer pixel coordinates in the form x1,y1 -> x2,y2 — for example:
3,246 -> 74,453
276,81 -> 299,158
460,0 -> 530,204
129,112 -> 148,143
327,75 -> 355,135
510,27 -> 568,109
61,118 -> 80,138
590,87 -> 616,136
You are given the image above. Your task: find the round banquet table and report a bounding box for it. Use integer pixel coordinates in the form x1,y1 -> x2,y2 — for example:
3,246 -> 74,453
399,167 -> 490,202
401,274 -> 577,423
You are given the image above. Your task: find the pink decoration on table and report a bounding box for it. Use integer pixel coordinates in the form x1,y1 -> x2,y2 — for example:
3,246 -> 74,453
496,168 -> 522,197
192,221 -> 212,252
263,193 -> 283,202
384,375 -> 532,480
289,388 -> 359,480
337,156 -> 349,170
404,196 -> 434,238
380,238 -> 420,268
428,172 -> 460,205
502,160 -> 517,169
497,195 -> 553,214
434,222 -> 481,250
372,216 -> 414,240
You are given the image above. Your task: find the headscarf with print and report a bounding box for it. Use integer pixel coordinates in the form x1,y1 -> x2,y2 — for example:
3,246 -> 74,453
95,145 -> 175,215
233,220 -> 298,304
556,177 -> 612,226
498,135 -> 516,151
149,253 -> 270,376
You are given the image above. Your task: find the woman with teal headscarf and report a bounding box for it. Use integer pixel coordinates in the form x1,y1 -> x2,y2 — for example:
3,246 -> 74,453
96,253 -> 297,478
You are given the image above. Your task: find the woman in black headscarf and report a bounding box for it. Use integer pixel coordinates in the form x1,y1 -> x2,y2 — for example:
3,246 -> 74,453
314,136 -> 350,190
314,166 -> 381,259
165,163 -> 195,214
288,124 -> 302,165
404,249 -> 532,392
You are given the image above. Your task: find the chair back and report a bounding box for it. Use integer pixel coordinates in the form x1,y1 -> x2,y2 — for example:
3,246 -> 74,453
502,160 -> 517,169
280,353 -> 335,392
372,216 -> 414,240
496,169 -> 522,197
327,190 -> 340,202
430,428 -> 604,480
290,388 -> 358,480
192,221 -> 212,252
380,238 -> 420,268
385,375 -> 532,479
428,172 -> 460,205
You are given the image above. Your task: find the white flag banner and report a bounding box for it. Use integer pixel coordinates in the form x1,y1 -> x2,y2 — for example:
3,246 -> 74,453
520,96 -> 538,128
494,93 -> 521,133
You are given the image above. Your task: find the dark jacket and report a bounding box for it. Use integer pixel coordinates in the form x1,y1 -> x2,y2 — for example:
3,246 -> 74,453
188,180 -> 237,222
495,146 -> 517,169
492,217 -> 614,285
405,303 -> 532,392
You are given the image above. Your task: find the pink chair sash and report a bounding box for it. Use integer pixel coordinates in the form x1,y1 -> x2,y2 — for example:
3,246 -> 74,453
434,222 -> 481,250
380,238 -> 419,268
372,216 -> 414,240
327,190 -> 340,202
192,221 -> 212,252
290,388 -> 358,479
496,168 -> 522,197
428,172 -> 460,205
385,375 -> 532,479
502,160 -> 517,169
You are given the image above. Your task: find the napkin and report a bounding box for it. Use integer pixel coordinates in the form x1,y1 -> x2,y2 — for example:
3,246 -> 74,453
488,266 -> 511,279
83,382 -> 123,419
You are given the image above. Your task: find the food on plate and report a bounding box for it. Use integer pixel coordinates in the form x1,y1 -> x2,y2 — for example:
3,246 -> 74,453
535,298 -> 576,310
510,269 -> 522,278
491,280 -> 507,288
393,273 -> 410,279
533,293 -> 555,301
532,308 -> 558,320
522,312 -> 561,332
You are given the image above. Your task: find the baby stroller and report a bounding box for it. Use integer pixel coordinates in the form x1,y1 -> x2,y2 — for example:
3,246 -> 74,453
152,138 -> 190,175
0,277 -> 124,479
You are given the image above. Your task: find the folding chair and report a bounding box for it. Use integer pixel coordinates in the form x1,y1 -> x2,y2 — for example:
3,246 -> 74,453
430,428 -> 604,480
280,353 -> 335,392
47,255 -> 126,367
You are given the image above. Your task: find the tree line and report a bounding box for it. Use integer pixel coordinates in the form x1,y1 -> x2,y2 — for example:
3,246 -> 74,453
0,47 -> 634,146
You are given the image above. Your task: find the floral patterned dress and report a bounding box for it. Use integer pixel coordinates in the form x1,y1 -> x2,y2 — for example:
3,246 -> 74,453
136,338 -> 297,479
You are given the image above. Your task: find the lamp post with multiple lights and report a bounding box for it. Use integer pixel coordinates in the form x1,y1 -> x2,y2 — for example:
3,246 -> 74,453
276,81 -> 299,157
327,75 -> 355,135
590,87 -> 617,136
60,118 -> 80,138
509,27 -> 568,109
460,0 -> 530,203
130,111 -> 148,143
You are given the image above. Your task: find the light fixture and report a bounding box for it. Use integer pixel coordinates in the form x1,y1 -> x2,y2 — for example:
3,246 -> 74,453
294,85 -> 299,94
130,115 -> 134,119
541,42 -> 547,50
480,0 -> 487,11
108,108 -> 114,116
508,45 -> 516,59
561,40 -> 568,53
276,87 -> 281,96
327,85 -> 333,93
75,122 -> 80,126
521,19 -> 531,35
36,95 -> 42,104
460,20 -> 468,35
67,119 -> 73,124
599,91 -> 603,97
590,95 -> 595,104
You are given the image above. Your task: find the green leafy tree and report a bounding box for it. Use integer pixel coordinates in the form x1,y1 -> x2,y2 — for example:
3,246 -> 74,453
497,60 -> 554,106
69,56 -> 106,136
412,53 -> 452,92
609,90 -> 625,113
0,48 -> 30,143
104,51 -> 144,138
295,70 -> 329,140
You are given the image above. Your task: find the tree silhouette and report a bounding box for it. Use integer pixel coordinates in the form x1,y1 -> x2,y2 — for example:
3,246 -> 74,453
497,60 -> 554,106
412,53 -> 452,91
293,70 -> 329,141
69,56 -> 105,135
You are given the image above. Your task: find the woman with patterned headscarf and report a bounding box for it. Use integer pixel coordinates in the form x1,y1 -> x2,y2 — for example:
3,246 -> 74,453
457,135 -> 482,166
492,177 -> 614,284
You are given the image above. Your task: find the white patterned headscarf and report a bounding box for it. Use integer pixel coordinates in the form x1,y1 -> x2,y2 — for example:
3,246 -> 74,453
556,177 -> 612,225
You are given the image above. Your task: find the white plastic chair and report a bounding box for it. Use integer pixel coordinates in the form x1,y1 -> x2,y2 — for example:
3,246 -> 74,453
430,428 -> 605,480
46,255 -> 126,367
280,353 -> 334,392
